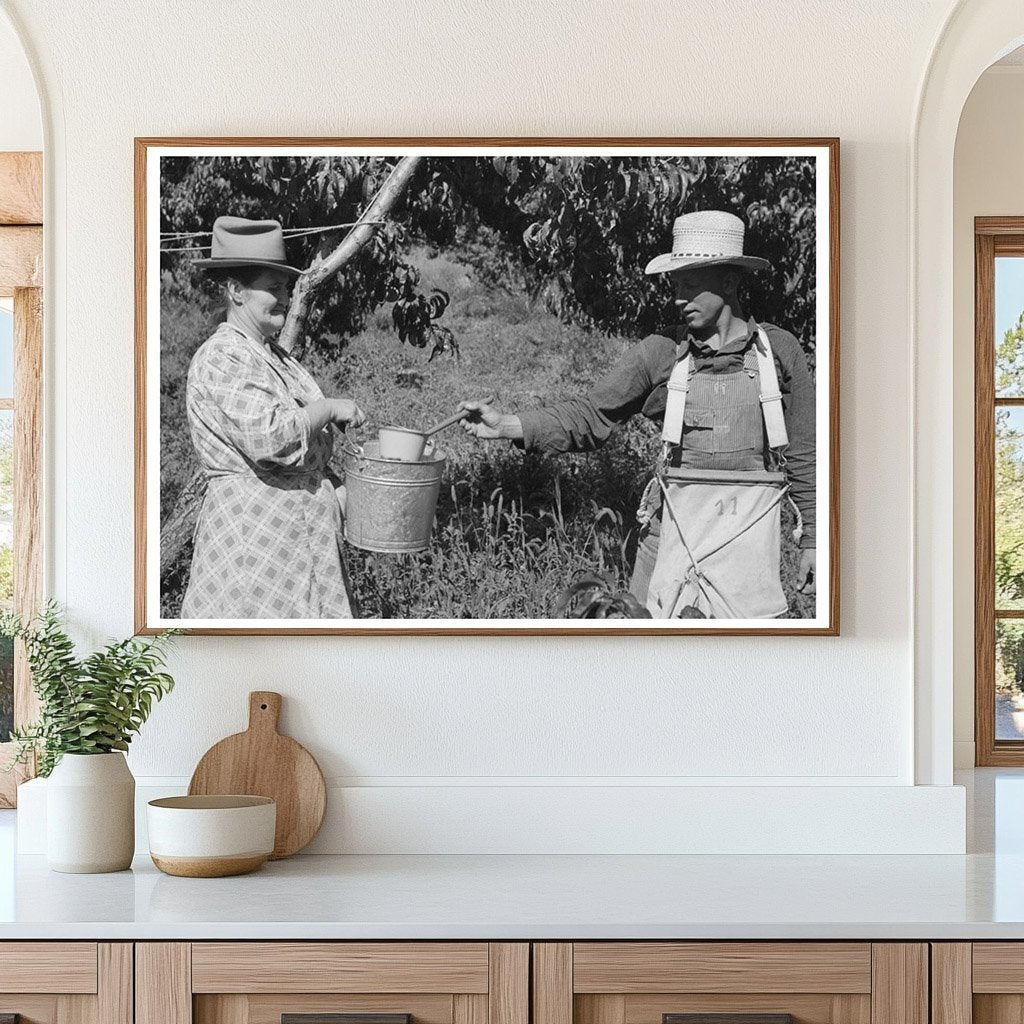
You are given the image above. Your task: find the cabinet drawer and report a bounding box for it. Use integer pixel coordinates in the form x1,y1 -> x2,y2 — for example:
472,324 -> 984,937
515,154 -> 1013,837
139,942 -> 528,1024
0,943 -> 130,1024
191,943 -> 491,993
534,944 -> 925,1024
572,944 -> 872,994
973,944 -> 1024,992
570,943 -> 872,1024
0,942 -> 98,993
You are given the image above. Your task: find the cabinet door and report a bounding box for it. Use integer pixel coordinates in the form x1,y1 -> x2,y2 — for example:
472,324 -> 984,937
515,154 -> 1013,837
533,944 -> 928,1024
137,943 -> 528,1024
0,943 -> 131,1024
942,943 -> 1024,1024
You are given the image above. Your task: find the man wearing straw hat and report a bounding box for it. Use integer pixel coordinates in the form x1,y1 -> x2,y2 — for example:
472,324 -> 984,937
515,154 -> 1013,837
459,210 -> 816,620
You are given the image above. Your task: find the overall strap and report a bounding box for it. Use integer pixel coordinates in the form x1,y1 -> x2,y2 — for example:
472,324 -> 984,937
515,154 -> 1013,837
661,351 -> 692,445
754,324 -> 788,450
661,324 -> 790,450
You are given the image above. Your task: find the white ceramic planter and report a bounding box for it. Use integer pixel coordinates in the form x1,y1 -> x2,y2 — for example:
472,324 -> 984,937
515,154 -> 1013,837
46,752 -> 135,873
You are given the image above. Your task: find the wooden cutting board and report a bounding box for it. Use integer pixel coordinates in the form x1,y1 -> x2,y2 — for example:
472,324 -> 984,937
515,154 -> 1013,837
188,691 -> 326,859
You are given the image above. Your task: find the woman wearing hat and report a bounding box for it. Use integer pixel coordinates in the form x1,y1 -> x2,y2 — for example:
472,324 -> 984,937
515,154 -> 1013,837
459,210 -> 816,620
180,216 -> 366,620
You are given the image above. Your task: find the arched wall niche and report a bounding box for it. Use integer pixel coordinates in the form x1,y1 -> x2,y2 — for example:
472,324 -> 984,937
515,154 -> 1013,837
914,0 -> 1024,785
951,45 -> 1024,770
0,6 -> 43,150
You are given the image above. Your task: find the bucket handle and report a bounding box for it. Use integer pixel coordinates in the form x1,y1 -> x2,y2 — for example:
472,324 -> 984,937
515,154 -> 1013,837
341,436 -> 370,472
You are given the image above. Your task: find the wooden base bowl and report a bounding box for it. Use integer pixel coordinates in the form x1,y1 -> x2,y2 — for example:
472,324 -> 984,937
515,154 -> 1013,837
150,853 -> 269,878
147,795 -> 276,878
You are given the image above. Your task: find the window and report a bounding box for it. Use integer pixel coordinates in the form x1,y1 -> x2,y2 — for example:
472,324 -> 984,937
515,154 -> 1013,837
0,152 -> 43,806
0,301 -> 13,745
976,219 -> 1024,764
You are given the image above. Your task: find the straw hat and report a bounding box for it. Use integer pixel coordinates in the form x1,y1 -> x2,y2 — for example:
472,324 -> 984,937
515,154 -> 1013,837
644,210 -> 770,276
193,216 -> 303,275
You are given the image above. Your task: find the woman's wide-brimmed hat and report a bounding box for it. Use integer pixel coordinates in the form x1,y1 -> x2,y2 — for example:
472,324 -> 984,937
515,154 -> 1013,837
644,210 -> 771,276
192,216 -> 303,275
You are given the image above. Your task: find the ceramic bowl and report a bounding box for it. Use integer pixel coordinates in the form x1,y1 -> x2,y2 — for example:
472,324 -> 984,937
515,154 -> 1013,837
378,425 -> 427,462
147,795 -> 276,878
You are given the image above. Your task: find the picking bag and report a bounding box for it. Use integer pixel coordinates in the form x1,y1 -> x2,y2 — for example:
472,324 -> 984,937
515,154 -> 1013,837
646,466 -> 789,620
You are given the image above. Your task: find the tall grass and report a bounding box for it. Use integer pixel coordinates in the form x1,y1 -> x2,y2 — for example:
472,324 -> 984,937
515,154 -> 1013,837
159,241 -> 814,620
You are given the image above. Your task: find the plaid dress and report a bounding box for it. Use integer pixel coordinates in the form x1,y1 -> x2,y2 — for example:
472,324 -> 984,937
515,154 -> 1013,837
180,323 -> 353,619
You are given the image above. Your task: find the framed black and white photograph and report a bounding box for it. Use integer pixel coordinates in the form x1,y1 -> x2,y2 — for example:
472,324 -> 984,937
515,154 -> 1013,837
135,138 -> 839,635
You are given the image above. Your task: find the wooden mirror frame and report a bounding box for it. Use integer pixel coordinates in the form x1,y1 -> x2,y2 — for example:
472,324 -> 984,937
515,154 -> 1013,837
0,151 -> 43,807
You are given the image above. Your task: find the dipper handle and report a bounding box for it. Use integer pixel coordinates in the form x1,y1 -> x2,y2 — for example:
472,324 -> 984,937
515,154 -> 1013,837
427,395 -> 496,437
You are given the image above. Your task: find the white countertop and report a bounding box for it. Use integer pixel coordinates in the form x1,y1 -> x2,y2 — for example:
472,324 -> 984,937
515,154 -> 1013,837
1,768 -> 1022,941
0,848 -> 1023,940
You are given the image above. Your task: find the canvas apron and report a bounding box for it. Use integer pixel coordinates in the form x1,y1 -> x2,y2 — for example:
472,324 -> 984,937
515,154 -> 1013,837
645,326 -> 790,620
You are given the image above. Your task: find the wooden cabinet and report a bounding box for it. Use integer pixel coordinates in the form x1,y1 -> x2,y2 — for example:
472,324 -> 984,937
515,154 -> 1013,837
532,944 -> 928,1024
931,943 -> 1024,1024
0,943 -> 132,1024
0,938 -> 950,1024
136,944 -> 528,1024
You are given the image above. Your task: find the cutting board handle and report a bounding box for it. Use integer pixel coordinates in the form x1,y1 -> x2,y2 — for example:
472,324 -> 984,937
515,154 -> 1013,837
248,691 -> 282,734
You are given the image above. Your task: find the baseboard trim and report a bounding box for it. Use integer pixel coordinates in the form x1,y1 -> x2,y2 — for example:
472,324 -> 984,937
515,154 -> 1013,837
17,778 -> 967,856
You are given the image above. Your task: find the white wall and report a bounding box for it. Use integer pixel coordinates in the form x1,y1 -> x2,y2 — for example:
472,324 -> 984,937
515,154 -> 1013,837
952,65 -> 1024,767
0,8 -> 39,151
0,0 -> 974,852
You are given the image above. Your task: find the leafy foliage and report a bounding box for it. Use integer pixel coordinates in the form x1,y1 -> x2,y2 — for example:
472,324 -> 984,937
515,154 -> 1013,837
161,155 -> 451,355
997,621 -> 1024,698
160,153 -> 817,363
997,310 -> 1024,396
0,415 -> 15,741
441,155 -> 818,360
1,603 -> 179,776
0,635 -> 11,743
386,266 -> 456,360
993,313 -> 1024,692
996,411 -> 1024,609
554,573 -> 652,619
0,548 -> 12,606
996,313 -> 1024,611
160,244 -> 818,620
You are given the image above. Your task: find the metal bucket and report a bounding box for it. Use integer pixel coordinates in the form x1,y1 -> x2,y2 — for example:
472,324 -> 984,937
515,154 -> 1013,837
341,440 -> 445,554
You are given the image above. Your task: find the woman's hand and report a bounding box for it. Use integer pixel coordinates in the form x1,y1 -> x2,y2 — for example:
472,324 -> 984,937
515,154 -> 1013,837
305,398 -> 367,434
329,398 -> 366,430
458,399 -> 523,441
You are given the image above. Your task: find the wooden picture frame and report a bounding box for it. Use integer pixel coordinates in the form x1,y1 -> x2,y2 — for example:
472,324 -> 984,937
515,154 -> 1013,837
136,137 -> 840,636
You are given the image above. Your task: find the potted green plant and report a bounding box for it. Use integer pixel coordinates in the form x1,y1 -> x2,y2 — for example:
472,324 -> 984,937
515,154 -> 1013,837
2,603 -> 178,873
